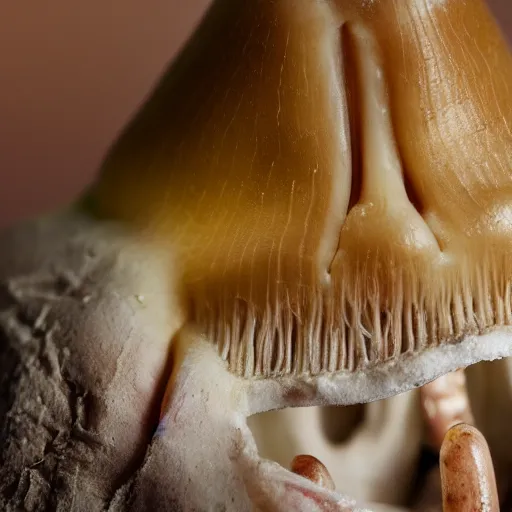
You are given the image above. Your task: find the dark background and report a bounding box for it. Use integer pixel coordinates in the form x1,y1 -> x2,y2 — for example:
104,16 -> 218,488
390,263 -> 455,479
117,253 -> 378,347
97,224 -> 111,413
1,1 -> 510,228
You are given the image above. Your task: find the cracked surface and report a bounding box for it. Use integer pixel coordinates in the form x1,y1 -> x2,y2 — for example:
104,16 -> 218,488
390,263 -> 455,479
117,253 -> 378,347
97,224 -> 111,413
0,213 -> 181,511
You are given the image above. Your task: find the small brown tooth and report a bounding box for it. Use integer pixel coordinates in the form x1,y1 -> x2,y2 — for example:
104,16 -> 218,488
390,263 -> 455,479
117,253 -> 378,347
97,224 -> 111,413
290,454 -> 335,491
440,423 -> 500,512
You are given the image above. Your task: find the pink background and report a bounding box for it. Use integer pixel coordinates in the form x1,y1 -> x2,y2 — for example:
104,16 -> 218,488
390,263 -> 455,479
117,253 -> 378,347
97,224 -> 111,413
0,1 -> 511,228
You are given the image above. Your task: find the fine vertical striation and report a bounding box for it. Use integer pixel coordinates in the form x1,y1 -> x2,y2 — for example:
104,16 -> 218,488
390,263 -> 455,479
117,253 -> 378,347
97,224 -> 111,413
89,0 -> 512,378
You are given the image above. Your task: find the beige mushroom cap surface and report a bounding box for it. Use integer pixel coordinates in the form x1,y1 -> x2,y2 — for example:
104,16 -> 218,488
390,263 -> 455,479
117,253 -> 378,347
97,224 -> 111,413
91,0 -> 512,384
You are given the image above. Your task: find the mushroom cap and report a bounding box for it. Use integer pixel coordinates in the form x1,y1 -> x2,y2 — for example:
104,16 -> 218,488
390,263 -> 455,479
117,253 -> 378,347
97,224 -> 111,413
89,0 -> 512,379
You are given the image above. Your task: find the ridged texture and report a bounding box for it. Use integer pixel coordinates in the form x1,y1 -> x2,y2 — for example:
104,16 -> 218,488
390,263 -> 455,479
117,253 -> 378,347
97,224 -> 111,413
192,253 -> 512,377
90,0 -> 512,378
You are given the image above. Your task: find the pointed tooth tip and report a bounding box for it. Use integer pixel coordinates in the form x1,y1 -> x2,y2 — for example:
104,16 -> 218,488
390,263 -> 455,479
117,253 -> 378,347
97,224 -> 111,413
290,454 -> 336,491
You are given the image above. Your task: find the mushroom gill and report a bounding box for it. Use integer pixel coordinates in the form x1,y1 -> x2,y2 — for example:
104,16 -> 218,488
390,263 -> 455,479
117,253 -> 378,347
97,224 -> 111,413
88,0 -> 512,380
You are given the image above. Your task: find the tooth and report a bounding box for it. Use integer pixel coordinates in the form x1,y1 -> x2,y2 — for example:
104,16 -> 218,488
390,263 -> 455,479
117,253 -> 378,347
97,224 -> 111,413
290,454 -> 335,491
440,423 -> 500,512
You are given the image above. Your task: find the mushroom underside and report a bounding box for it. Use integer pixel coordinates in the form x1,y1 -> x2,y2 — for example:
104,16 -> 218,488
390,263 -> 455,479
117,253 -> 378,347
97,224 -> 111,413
90,0 -> 512,386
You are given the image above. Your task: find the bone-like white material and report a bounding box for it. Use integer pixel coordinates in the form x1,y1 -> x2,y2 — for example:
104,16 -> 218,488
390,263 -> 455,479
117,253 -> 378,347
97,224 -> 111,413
127,330 -> 402,511
249,391 -> 422,505
132,328 -> 512,511
247,329 -> 512,414
0,212 -> 183,509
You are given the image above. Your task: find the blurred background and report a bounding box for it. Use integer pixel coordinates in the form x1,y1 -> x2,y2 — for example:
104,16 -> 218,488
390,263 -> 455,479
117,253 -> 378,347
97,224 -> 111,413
0,0 -> 511,229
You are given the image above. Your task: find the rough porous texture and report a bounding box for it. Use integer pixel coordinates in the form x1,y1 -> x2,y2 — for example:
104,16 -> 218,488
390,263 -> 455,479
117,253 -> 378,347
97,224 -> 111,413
0,212 -> 180,511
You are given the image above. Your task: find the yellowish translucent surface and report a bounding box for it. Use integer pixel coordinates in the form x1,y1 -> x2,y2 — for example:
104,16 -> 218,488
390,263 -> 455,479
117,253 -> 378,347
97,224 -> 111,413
91,0 -> 512,377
